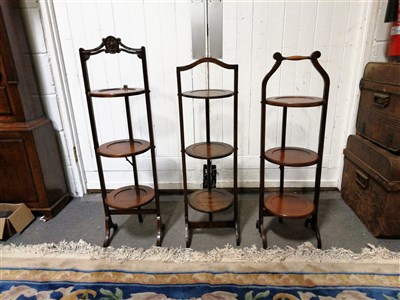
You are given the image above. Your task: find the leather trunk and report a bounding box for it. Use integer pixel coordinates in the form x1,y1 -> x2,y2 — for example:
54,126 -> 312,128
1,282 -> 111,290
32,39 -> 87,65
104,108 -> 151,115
342,134 -> 400,237
356,62 -> 400,153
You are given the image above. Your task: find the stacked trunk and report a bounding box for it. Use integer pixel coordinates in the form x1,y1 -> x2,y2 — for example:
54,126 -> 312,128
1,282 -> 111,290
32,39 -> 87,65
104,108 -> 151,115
341,62 -> 400,238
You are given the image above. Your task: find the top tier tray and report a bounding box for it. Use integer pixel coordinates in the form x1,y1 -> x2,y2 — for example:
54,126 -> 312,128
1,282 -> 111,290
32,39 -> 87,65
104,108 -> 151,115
265,96 -> 325,107
185,142 -> 234,159
89,87 -> 145,98
182,89 -> 234,99
97,139 -> 151,157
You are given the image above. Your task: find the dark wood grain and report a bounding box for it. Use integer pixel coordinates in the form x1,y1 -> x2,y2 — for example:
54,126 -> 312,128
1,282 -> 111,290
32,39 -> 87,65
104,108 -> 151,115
105,185 -> 155,209
265,147 -> 319,166
89,87 -> 145,98
181,89 -> 234,99
264,193 -> 315,218
188,189 -> 233,213
265,96 -> 325,107
186,142 -> 234,159
97,139 -> 150,157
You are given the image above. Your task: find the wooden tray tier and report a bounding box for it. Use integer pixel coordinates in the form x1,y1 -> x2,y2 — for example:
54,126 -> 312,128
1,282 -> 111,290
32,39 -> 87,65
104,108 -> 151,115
264,193 -> 315,218
189,189 -> 234,213
89,87 -> 145,98
97,139 -> 150,157
182,89 -> 234,99
105,185 -> 155,209
186,142 -> 234,159
265,147 -> 319,166
265,96 -> 325,107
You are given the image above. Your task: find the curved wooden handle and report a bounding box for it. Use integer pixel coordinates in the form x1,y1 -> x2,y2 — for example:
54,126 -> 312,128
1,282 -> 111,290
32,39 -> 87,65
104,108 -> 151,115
273,51 -> 321,62
285,55 -> 309,61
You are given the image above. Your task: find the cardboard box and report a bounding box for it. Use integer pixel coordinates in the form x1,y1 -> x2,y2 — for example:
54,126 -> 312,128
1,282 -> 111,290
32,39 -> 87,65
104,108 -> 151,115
0,203 -> 35,240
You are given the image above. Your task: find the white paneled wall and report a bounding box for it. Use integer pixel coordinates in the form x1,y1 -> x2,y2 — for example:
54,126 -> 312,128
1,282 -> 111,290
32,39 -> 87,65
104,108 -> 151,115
21,0 -> 391,193
20,0 -> 85,196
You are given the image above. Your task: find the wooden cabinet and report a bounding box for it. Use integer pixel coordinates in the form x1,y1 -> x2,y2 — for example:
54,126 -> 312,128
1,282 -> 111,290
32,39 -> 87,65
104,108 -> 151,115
0,0 -> 70,219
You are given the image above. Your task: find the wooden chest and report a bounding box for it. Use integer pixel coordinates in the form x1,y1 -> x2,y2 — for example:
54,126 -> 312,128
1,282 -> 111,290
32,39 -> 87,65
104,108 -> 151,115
342,134 -> 400,237
356,62 -> 400,152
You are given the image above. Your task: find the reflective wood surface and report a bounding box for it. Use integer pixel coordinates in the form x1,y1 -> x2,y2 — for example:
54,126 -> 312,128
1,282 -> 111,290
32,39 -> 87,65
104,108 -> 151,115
264,193 -> 315,218
188,189 -> 234,213
97,139 -> 151,157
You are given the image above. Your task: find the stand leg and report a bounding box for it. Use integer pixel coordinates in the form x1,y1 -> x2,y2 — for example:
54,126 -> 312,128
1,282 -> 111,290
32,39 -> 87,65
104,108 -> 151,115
156,215 -> 164,246
103,215 -> 118,247
305,216 -> 322,249
235,219 -> 241,246
257,214 -> 268,249
258,212 -> 268,248
138,207 -> 143,223
315,224 -> 322,249
234,195 -> 240,246
185,220 -> 191,248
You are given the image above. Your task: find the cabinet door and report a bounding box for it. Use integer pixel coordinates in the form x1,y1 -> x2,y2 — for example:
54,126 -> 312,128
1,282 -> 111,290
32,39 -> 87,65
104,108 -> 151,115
0,137 -> 37,203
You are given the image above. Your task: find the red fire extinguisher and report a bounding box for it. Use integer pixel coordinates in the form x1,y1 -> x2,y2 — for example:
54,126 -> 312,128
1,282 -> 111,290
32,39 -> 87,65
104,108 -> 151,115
387,0 -> 400,57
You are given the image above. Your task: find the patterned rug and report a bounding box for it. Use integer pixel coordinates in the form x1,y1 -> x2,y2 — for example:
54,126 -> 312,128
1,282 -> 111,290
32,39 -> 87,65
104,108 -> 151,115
1,241 -> 399,300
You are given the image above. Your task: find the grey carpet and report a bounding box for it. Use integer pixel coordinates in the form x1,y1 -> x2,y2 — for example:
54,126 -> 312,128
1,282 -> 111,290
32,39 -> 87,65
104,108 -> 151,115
1,191 -> 399,252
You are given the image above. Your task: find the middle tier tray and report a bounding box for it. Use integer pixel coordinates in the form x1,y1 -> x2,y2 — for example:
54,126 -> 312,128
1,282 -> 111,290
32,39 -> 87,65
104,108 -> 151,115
189,189 -> 234,213
89,87 -> 145,98
182,89 -> 234,99
105,185 -> 155,209
186,142 -> 234,159
265,147 -> 319,166
265,96 -> 325,107
97,139 -> 151,157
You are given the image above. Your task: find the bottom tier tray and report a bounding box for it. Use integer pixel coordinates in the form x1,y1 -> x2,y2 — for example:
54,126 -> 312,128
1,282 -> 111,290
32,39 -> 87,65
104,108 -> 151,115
189,189 -> 233,213
105,185 -> 155,209
264,193 -> 315,218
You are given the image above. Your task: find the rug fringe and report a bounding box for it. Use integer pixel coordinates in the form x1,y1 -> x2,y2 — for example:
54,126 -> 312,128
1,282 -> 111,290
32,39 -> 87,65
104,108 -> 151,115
1,240 -> 399,263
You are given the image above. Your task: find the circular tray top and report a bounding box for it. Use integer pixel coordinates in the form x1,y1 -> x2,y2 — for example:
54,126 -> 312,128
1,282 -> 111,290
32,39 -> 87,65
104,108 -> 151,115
265,96 -> 325,107
182,89 -> 234,99
189,189 -> 234,213
265,147 -> 319,166
264,193 -> 315,218
186,142 -> 234,159
105,185 -> 155,209
97,139 -> 150,157
89,87 -> 145,98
